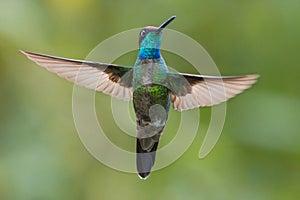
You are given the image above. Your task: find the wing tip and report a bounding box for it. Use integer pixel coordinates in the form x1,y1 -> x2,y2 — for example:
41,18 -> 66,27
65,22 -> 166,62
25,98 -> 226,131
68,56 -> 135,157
19,49 -> 40,61
19,49 -> 39,63
246,74 -> 260,79
19,49 -> 36,56
19,49 -> 29,56
245,74 -> 260,85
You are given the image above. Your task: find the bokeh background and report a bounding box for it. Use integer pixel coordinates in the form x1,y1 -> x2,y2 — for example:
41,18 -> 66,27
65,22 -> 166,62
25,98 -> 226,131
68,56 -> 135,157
1,0 -> 300,199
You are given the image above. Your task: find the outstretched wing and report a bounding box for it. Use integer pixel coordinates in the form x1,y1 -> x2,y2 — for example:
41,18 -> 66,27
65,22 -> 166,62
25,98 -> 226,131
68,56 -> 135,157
21,50 -> 133,100
168,73 -> 259,111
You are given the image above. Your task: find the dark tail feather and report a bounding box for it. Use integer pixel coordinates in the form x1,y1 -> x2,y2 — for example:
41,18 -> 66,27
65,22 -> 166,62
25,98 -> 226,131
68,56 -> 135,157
136,137 -> 159,180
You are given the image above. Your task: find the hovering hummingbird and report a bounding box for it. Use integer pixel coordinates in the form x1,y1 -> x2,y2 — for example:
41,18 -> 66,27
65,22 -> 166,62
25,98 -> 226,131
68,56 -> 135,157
21,16 -> 258,179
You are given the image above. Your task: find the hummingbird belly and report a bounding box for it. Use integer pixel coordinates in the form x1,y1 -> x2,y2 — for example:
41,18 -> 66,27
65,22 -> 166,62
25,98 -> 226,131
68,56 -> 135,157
133,84 -> 170,140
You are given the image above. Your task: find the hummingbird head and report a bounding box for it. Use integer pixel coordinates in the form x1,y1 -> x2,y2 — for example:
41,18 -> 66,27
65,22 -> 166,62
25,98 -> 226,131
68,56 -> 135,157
138,16 -> 176,59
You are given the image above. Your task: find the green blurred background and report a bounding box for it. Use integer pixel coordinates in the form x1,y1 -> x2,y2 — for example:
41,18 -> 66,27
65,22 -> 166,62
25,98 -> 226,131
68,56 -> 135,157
1,0 -> 300,199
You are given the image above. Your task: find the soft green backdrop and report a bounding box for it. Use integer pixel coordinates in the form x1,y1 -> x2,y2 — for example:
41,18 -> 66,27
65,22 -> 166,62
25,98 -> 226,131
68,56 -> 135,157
1,0 -> 299,199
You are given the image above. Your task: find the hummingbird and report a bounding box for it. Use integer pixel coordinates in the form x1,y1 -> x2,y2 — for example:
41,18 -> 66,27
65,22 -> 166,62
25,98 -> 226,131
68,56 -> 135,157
21,16 -> 259,179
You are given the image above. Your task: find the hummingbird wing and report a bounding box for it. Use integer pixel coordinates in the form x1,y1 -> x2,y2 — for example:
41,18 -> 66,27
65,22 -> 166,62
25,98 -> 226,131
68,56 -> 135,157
21,50 -> 133,100
167,73 -> 259,111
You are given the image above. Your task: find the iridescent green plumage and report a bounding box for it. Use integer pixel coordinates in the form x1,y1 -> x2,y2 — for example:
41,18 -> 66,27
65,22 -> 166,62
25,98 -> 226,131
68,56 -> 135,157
133,85 -> 170,119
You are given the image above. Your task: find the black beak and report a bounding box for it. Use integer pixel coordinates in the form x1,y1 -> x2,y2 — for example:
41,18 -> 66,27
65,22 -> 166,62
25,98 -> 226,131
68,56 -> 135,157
158,16 -> 176,30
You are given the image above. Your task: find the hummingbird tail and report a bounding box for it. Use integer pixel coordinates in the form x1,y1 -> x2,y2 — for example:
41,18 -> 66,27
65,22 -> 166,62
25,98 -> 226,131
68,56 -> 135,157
136,137 -> 160,180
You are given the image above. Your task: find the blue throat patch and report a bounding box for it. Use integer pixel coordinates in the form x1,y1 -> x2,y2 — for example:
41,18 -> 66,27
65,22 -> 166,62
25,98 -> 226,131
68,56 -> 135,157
138,48 -> 161,59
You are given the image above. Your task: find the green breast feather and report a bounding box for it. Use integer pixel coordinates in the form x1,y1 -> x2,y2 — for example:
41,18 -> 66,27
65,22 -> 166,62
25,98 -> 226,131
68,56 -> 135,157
133,84 -> 170,119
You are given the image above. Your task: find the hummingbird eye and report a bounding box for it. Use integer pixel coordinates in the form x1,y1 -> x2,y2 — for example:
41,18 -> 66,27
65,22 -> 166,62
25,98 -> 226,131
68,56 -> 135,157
140,30 -> 146,37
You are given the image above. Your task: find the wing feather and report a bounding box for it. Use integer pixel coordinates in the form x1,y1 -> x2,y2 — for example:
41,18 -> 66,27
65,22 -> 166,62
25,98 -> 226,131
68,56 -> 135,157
169,73 -> 259,111
21,50 -> 133,100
